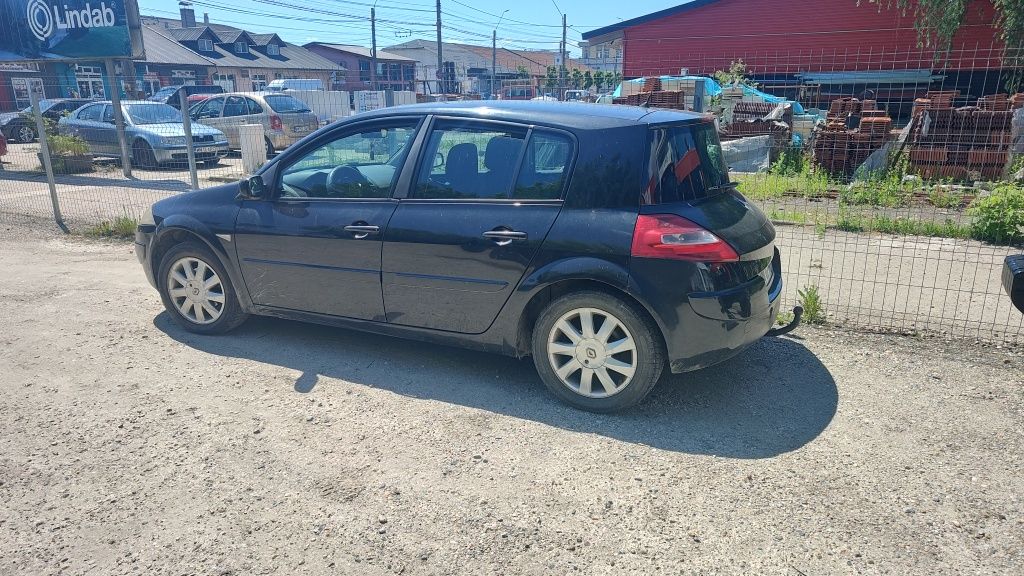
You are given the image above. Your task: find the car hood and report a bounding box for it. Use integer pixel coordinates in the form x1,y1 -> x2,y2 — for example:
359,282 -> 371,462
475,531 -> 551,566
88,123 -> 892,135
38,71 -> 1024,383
0,112 -> 21,125
136,122 -> 225,139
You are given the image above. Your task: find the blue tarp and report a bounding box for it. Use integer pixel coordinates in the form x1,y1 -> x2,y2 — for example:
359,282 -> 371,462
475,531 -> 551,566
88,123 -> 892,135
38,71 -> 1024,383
612,76 -> 806,115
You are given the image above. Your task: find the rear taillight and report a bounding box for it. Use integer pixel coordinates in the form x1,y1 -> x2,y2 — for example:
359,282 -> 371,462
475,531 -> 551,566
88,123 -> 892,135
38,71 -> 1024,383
270,115 -> 283,130
631,214 -> 739,262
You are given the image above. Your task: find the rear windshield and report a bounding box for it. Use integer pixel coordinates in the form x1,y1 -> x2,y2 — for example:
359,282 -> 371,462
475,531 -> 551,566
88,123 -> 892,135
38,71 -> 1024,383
264,95 -> 311,113
644,122 -> 729,204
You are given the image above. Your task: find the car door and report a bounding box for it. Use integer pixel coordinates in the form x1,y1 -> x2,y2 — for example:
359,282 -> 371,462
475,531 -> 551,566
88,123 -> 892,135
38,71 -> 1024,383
233,117 -> 424,321
65,104 -> 104,153
191,97 -> 227,145
381,118 -> 574,333
95,104 -> 121,155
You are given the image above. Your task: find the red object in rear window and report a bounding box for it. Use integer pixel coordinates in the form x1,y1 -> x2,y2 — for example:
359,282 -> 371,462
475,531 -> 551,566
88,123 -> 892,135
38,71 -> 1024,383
631,214 -> 739,262
269,114 -> 283,130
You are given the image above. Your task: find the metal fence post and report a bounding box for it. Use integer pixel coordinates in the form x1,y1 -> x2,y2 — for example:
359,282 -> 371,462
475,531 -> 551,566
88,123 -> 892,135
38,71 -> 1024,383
179,89 -> 199,189
30,90 -> 66,232
105,59 -> 133,178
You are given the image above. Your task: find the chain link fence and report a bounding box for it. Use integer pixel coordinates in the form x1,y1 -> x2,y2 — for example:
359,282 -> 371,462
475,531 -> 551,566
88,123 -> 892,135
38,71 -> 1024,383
0,49 -> 1021,343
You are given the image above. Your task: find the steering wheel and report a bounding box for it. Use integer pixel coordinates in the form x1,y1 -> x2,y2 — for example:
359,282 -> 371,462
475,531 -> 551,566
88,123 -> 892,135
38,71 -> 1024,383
326,165 -> 366,197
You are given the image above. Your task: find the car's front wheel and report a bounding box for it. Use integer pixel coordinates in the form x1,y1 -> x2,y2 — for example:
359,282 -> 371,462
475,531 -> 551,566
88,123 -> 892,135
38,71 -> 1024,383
132,140 -> 157,169
157,242 -> 248,334
531,291 -> 664,412
12,125 -> 36,143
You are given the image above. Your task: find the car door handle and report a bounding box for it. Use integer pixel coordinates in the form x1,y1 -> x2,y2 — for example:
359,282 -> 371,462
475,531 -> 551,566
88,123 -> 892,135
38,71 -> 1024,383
343,224 -> 380,239
483,229 -> 528,245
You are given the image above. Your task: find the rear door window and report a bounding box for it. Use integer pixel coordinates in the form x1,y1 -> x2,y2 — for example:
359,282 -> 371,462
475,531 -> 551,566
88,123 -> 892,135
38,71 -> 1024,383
512,131 -> 573,200
246,98 -> 264,115
413,121 -> 527,200
645,122 -> 729,204
79,104 -> 102,121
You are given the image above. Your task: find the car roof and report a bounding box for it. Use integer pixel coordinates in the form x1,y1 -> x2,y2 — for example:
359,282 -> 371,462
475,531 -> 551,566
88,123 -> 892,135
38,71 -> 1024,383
355,100 -> 709,130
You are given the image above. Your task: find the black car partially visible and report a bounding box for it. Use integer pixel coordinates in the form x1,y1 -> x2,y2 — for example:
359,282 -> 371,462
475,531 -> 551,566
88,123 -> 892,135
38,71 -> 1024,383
1006,255 -> 1024,313
0,98 -> 92,143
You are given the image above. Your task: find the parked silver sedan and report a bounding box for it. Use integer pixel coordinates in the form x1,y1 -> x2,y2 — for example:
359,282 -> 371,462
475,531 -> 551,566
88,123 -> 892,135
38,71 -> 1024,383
59,101 -> 229,168
188,92 -> 318,156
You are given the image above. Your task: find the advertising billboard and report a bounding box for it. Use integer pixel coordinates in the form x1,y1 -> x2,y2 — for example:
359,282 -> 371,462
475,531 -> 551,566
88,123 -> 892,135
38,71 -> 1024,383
0,0 -> 143,62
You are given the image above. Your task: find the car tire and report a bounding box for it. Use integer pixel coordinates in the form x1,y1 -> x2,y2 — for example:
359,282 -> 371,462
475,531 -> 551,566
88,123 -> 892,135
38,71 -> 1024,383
13,125 -> 35,143
157,241 -> 248,335
203,158 -> 221,167
531,291 -> 664,412
264,137 -> 275,159
132,139 -> 157,169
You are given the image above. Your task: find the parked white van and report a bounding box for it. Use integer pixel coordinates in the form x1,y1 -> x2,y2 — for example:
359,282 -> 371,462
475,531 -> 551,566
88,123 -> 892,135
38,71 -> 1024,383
266,78 -> 324,92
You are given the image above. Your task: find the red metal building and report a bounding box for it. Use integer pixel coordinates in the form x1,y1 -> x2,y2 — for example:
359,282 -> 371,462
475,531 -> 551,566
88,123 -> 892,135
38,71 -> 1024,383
583,0 -> 1002,83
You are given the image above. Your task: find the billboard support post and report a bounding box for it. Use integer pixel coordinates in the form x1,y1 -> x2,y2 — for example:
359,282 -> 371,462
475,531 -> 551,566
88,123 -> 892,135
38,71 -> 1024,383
105,59 -> 133,178
29,90 -> 65,231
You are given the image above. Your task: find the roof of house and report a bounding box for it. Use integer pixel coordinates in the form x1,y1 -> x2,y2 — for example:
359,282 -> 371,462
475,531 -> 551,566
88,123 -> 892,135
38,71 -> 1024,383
140,25 -> 216,66
582,0 -> 719,40
139,17 -> 342,72
304,42 -> 416,62
385,39 -> 588,76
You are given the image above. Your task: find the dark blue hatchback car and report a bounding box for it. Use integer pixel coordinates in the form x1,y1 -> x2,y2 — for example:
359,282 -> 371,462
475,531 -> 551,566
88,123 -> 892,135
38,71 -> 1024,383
136,101 -> 792,411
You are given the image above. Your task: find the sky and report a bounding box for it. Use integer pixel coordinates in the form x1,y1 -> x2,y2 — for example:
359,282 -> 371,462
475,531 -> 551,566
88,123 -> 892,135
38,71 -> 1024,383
135,0 -> 686,55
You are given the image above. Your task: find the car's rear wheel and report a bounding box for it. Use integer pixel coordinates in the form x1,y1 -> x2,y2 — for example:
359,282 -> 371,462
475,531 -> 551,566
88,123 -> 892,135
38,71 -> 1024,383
531,291 -> 664,412
157,242 -> 247,334
132,139 -> 157,168
13,125 -> 35,143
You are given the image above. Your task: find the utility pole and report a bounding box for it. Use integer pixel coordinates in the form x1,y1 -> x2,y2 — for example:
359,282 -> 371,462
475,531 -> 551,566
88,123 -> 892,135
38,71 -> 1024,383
435,0 -> 443,94
492,29 -> 497,99
559,13 -> 567,100
370,7 -> 377,90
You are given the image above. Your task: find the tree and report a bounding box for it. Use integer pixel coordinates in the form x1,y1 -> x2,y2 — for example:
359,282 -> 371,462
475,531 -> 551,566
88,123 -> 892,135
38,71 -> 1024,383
516,65 -> 530,79
570,68 -> 584,89
583,70 -> 594,90
593,70 -> 606,92
712,59 -> 757,87
609,72 -> 623,90
867,0 -> 1024,56
544,66 -> 559,92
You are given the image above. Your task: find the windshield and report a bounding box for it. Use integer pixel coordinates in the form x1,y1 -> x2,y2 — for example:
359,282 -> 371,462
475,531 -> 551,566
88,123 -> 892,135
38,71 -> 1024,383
264,95 -> 310,113
644,121 -> 729,204
125,103 -> 182,125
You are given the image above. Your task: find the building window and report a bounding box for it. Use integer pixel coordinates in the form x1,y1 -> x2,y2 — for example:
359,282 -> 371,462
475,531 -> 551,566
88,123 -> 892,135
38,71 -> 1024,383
597,45 -> 610,59
359,60 -> 370,82
388,63 -> 400,82
235,41 -> 249,54
252,74 -> 268,90
266,44 -> 280,56
198,38 -> 213,51
581,46 -> 590,59
402,65 -> 414,82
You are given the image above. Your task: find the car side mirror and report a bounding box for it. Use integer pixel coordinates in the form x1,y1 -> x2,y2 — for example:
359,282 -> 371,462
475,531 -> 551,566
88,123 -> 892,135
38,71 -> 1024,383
238,175 -> 268,200
433,152 -> 444,169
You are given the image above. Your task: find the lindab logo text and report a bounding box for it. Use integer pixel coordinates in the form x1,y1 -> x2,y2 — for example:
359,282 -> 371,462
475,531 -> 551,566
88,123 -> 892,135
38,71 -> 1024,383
27,1 -> 118,42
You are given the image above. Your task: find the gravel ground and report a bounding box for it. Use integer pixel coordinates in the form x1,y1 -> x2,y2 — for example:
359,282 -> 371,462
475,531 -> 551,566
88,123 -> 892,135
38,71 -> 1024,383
0,225 -> 1022,575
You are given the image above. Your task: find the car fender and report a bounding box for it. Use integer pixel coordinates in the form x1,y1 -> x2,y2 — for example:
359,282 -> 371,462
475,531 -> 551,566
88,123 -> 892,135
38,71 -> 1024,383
152,215 -> 252,309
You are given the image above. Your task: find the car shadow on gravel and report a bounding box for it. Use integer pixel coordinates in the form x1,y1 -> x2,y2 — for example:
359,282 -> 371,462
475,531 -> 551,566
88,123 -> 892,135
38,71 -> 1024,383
155,314 -> 837,459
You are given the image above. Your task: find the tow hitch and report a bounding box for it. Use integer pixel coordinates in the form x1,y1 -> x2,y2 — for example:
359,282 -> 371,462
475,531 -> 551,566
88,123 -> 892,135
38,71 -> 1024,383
766,306 -> 803,337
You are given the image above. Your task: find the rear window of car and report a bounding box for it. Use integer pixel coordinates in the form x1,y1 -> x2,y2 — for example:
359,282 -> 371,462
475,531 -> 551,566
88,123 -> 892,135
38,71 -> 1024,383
644,121 -> 729,204
264,95 -> 311,113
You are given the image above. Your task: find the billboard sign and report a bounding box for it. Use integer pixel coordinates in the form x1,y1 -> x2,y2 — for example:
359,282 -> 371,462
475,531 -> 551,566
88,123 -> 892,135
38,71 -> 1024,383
0,0 -> 143,62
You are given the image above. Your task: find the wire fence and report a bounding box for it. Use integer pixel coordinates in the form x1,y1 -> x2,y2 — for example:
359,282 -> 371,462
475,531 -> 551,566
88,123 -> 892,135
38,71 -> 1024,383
0,46 -> 1021,343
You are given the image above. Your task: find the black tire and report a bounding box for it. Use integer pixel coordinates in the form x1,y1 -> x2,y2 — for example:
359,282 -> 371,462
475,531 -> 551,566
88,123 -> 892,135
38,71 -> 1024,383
531,291 -> 665,412
132,139 -> 157,169
157,241 -> 248,335
12,124 -> 36,143
264,137 -> 275,159
203,158 -> 221,167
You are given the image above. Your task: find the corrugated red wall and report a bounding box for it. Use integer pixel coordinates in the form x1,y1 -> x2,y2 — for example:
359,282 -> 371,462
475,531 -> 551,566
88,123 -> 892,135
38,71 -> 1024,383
622,0 -> 1002,77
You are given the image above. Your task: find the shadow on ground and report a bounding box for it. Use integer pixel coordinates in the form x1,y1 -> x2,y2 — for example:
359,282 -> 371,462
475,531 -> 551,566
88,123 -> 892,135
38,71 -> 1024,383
155,314 -> 838,458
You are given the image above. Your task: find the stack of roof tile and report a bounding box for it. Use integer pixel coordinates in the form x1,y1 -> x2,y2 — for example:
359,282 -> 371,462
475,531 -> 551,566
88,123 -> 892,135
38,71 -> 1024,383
812,98 -> 893,177
908,93 -> 1014,181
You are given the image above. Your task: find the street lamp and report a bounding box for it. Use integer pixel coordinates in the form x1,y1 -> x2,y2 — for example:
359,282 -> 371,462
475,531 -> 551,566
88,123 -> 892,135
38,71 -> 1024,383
492,9 -> 508,99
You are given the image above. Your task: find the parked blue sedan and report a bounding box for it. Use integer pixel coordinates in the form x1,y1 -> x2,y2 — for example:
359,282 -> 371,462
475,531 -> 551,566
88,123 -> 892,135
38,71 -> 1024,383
59,101 -> 229,168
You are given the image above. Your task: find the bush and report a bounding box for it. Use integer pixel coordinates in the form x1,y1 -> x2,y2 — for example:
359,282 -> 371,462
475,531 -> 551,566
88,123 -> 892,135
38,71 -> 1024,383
968,184 -> 1024,244
48,134 -> 89,156
797,285 -> 826,325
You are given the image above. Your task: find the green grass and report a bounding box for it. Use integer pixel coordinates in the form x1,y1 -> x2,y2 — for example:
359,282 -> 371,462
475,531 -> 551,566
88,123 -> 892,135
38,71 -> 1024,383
797,285 -> 826,325
832,213 -> 970,239
927,187 -> 965,209
85,216 -> 138,240
734,171 -> 831,200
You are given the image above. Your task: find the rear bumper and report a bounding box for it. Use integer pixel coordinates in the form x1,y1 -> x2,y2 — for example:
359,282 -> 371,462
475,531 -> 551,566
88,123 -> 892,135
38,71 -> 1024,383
632,248 -> 783,374
135,227 -> 157,289
1005,255 -> 1024,313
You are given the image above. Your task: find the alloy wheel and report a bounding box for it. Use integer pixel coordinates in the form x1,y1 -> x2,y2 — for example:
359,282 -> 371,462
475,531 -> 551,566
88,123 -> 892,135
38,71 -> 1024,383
16,126 -> 35,143
167,257 -> 225,325
547,307 -> 638,398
